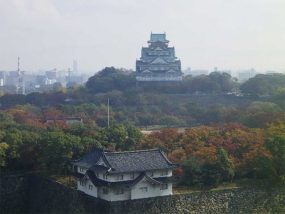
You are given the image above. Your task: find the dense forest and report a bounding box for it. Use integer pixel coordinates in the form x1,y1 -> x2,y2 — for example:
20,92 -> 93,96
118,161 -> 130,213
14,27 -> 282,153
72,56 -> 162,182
1,67 -> 285,128
0,67 -> 285,187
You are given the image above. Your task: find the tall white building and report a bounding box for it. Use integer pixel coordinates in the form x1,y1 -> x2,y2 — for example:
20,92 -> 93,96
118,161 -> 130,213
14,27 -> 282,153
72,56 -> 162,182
72,149 -> 176,201
0,71 -> 5,86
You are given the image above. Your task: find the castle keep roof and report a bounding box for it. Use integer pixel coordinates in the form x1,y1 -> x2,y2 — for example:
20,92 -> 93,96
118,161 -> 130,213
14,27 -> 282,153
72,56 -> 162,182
148,33 -> 169,43
136,33 -> 182,81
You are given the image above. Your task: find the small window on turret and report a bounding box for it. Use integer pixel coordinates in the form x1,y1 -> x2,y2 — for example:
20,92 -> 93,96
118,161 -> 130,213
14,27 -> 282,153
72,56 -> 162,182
115,188 -> 124,195
160,170 -> 168,176
160,184 -> 168,190
103,174 -> 108,180
140,187 -> 148,192
103,188 -> 109,194
116,174 -> 124,180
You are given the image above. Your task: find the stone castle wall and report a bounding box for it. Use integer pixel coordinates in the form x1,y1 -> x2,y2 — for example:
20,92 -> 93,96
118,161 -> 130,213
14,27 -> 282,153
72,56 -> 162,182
0,173 -> 30,213
1,174 -> 284,214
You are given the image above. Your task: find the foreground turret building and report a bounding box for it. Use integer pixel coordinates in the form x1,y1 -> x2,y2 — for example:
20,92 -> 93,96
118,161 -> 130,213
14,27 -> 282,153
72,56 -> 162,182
73,149 -> 176,201
136,33 -> 182,81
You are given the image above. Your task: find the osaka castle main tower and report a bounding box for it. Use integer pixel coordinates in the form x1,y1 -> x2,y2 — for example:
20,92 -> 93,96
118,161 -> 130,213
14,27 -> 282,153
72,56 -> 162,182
136,33 -> 182,81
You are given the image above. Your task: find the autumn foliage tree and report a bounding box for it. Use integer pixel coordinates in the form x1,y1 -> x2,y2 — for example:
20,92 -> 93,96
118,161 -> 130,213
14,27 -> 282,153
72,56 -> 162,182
138,123 -> 267,186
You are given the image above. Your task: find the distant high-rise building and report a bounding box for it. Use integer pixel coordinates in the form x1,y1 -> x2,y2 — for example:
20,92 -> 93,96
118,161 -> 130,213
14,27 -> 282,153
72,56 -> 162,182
237,68 -> 256,82
15,57 -> 25,94
136,33 -> 182,81
73,60 -> 78,73
0,71 -> 5,86
45,69 -> 57,85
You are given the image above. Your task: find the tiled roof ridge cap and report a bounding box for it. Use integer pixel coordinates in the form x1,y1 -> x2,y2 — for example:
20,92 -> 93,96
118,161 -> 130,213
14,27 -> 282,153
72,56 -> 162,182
101,152 -> 112,168
104,148 -> 160,154
159,150 -> 174,165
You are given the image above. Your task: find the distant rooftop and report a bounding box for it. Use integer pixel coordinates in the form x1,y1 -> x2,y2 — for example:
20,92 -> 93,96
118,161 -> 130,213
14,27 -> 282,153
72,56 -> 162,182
148,33 -> 169,43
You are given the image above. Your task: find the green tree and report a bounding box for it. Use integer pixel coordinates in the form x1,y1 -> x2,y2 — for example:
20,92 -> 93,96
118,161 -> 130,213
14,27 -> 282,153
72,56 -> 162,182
123,124 -> 143,150
0,130 -> 9,167
5,129 -> 23,159
0,112 -> 14,123
216,147 -> 235,181
106,125 -> 127,150
0,143 -> 9,167
39,131 -> 82,173
241,73 -> 285,96
265,136 -> 285,184
86,67 -> 135,93
181,157 -> 203,187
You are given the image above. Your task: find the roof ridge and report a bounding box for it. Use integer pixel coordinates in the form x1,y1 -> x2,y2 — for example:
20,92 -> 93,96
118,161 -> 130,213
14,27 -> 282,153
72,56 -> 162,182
159,150 -> 174,166
104,148 -> 160,154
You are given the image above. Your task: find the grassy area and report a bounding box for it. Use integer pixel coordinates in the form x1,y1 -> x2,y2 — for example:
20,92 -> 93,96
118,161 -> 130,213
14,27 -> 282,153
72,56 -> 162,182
50,175 -> 77,188
173,182 -> 240,195
173,178 -> 285,195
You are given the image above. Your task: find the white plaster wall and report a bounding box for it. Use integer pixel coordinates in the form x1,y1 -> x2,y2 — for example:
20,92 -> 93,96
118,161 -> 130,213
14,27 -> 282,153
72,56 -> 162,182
104,172 -> 140,182
77,180 -> 85,192
77,166 -> 88,174
85,180 -> 98,197
76,169 -> 173,201
98,187 -> 111,201
97,187 -> 131,201
104,170 -> 172,182
131,178 -> 172,200
150,170 -> 172,178
77,179 -> 97,197
108,188 -> 131,201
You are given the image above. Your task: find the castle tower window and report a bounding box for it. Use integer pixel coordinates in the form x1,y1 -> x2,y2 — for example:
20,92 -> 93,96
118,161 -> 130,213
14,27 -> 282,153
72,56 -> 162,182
160,170 -> 168,176
140,187 -> 148,192
116,174 -> 124,180
115,188 -> 124,195
103,188 -> 109,194
160,184 -> 168,190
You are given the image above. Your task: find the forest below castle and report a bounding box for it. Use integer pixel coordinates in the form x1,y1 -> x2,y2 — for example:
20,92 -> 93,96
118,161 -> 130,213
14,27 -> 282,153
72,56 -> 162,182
0,67 -> 284,188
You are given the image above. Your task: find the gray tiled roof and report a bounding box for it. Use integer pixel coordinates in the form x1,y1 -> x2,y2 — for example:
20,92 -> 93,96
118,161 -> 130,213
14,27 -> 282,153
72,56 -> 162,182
76,171 -> 169,187
86,170 -> 146,187
73,149 -> 175,173
149,33 -> 168,43
104,149 -> 175,173
73,149 -> 103,168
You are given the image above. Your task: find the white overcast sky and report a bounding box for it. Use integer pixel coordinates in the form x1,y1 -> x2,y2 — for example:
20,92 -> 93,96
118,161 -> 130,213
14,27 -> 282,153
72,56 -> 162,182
0,0 -> 285,72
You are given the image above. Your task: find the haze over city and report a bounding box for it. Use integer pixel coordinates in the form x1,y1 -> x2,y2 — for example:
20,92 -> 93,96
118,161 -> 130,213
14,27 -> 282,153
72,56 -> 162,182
0,0 -> 285,72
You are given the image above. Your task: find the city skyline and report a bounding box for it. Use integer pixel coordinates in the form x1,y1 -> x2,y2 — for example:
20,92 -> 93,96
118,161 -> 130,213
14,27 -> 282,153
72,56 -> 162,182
1,0 -> 285,72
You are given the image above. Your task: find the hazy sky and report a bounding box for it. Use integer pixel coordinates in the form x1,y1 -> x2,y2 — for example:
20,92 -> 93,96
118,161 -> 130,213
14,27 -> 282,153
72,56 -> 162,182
0,0 -> 285,72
